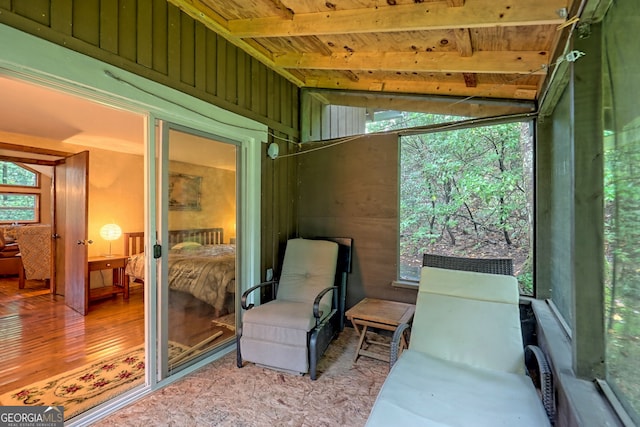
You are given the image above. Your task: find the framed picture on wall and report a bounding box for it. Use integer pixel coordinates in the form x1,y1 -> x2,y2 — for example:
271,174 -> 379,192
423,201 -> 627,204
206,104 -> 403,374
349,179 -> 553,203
169,173 -> 202,211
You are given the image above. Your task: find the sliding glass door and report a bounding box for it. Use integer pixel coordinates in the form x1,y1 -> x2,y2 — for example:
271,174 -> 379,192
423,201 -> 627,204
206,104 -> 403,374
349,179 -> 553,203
157,123 -> 238,378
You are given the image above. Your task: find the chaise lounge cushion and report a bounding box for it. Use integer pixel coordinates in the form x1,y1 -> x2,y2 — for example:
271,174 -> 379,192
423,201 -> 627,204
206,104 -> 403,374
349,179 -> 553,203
366,349 -> 550,427
410,267 -> 525,374
366,266 -> 551,426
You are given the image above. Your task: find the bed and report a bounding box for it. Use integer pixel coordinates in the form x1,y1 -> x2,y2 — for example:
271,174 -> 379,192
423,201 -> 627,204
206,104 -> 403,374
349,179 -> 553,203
124,228 -> 235,317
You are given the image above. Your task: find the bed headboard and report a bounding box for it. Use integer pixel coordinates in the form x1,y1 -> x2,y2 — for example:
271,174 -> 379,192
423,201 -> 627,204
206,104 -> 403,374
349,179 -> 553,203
123,228 -> 225,256
124,232 -> 145,257
168,228 -> 224,247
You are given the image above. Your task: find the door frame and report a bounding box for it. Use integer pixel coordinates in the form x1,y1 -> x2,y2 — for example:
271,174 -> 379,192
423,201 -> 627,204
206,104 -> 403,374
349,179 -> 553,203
0,23 -> 264,425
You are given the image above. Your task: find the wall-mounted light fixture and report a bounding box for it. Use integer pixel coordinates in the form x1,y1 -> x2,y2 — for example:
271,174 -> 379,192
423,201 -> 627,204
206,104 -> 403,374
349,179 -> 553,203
267,142 -> 279,160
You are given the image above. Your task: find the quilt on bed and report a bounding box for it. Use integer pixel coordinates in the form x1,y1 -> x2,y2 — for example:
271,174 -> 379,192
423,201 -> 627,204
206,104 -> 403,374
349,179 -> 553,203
126,244 -> 235,313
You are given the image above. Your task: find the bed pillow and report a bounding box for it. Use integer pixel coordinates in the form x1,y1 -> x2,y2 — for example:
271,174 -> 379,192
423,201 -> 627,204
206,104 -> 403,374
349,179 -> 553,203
172,241 -> 202,250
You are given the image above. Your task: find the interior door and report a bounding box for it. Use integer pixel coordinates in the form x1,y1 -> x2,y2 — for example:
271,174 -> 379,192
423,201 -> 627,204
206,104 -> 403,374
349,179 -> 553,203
55,151 -> 90,315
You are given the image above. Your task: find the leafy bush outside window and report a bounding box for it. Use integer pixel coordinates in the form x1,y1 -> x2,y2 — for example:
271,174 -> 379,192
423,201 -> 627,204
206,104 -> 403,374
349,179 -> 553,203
0,193 -> 39,222
368,114 -> 534,295
0,161 -> 41,223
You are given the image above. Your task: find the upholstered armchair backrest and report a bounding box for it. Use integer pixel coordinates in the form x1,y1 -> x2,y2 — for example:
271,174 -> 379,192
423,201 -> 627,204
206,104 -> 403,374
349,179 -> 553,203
410,266 -> 525,374
16,224 -> 52,280
277,238 -> 338,313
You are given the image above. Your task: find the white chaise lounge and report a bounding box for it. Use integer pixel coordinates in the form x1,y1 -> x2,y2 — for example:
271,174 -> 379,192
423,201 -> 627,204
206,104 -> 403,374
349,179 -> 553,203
366,266 -> 553,426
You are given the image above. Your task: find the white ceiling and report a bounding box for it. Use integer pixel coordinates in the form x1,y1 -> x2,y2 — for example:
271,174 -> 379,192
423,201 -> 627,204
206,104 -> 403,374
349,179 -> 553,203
0,75 -> 237,170
0,75 -> 145,153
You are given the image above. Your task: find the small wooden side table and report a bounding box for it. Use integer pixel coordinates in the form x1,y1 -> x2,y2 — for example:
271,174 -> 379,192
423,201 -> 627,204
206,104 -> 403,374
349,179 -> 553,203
88,255 -> 129,302
346,297 -> 416,364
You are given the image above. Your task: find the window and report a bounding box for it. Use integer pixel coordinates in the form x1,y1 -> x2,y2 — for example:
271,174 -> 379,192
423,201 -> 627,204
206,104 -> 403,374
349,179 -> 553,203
0,161 -> 40,223
602,1 -> 640,420
604,94 -> 640,423
376,115 -> 534,295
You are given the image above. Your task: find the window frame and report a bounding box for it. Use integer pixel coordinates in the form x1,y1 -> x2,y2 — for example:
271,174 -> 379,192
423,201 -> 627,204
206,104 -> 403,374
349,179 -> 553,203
0,161 -> 42,224
395,116 -> 535,295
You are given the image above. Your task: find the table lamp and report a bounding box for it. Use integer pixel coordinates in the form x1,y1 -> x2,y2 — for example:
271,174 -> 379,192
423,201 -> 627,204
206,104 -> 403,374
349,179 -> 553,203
100,223 -> 122,257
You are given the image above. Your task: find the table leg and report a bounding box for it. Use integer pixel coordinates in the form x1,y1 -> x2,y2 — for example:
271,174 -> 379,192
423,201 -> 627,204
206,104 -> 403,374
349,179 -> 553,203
353,323 -> 369,363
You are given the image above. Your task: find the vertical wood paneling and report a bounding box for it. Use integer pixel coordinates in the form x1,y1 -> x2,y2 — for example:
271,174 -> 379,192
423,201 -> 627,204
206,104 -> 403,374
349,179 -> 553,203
50,0 -> 72,36
225,43 -> 237,104
73,0 -> 99,46
152,0 -> 168,74
167,4 -> 181,80
236,50 -> 251,110
99,0 -> 118,54
280,80 -> 291,128
13,0 -> 49,26
118,0 -> 137,62
216,34 -> 227,100
137,0 -> 153,68
251,58 -> 268,117
179,13 -> 195,86
204,30 -> 217,95
266,72 -> 276,123
291,89 -> 299,133
194,22 -> 207,90
0,0 -> 299,137
298,134 -> 416,308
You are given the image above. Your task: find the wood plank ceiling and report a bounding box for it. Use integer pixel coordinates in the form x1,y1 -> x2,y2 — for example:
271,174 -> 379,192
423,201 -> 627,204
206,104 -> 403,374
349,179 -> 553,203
170,0 -> 576,109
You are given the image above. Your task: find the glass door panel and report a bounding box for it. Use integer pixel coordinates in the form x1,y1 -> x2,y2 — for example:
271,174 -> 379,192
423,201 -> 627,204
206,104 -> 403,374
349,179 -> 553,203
160,125 -> 238,376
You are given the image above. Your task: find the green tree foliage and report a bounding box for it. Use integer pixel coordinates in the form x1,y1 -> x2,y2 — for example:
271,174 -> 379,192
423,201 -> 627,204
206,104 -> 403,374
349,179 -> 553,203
368,113 -> 532,292
604,126 -> 640,413
0,161 -> 38,221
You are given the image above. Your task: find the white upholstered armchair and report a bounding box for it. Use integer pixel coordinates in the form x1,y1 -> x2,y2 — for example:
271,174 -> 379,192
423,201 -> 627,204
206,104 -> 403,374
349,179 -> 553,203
236,237 -> 352,380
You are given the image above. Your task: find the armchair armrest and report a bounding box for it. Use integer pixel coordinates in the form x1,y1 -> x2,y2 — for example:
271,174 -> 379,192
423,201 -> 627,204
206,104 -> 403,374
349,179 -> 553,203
389,322 -> 411,368
525,344 -> 555,423
313,286 -> 337,322
241,280 -> 277,310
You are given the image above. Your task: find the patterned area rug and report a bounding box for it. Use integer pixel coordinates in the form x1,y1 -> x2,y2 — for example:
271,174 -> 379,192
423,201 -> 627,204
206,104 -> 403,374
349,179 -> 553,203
0,342 -> 189,420
211,312 -> 236,332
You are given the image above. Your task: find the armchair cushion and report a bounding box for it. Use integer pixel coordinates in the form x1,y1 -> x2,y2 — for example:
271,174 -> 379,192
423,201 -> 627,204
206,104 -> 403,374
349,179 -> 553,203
238,238 -> 344,377
277,238 -> 338,310
243,300 -> 319,341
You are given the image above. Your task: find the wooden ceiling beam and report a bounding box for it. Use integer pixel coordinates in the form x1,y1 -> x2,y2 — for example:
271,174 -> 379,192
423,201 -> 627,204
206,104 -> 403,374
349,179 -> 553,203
304,77 -> 538,100
168,0 -> 305,87
274,51 -> 549,75
227,0 -> 567,38
309,90 -> 535,119
454,28 -> 473,57
268,0 -> 294,19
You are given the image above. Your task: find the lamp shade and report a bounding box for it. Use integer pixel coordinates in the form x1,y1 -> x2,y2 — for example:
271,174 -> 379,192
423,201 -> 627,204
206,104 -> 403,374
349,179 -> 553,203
99,223 -> 122,241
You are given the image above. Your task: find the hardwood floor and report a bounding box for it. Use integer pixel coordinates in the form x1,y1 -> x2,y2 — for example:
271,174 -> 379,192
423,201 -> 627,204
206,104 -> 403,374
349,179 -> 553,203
0,276 -> 235,396
0,277 -> 144,394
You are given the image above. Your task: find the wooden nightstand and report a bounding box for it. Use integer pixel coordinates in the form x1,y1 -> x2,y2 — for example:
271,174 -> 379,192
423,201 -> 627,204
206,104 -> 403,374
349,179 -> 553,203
88,255 -> 129,302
